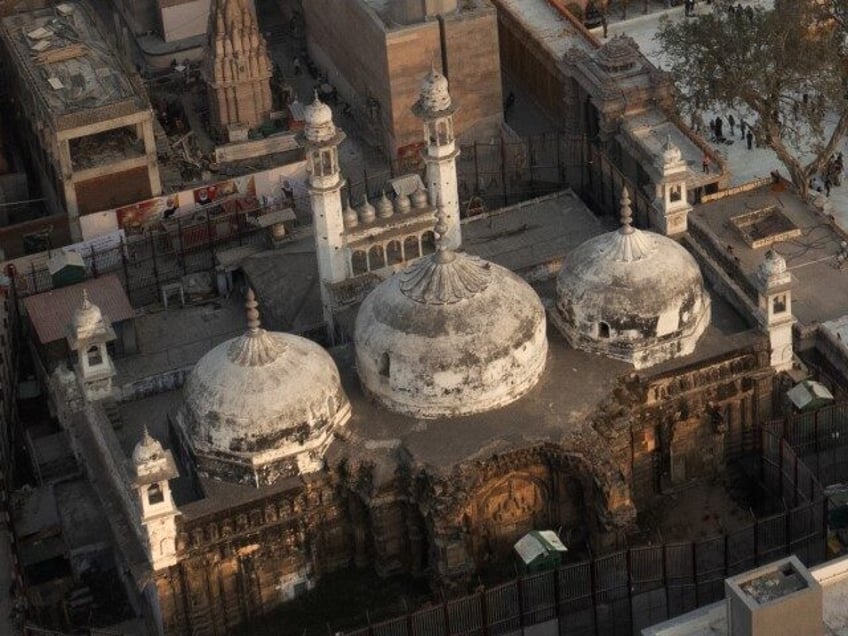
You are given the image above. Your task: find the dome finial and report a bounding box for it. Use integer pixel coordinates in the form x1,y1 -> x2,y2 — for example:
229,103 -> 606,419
619,188 -> 635,235
312,88 -> 320,104
433,196 -> 455,264
245,289 -> 261,334
81,288 -> 91,308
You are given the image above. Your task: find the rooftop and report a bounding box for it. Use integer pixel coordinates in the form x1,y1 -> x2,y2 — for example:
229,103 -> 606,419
22,273 -> 135,346
691,182 -> 848,326
0,2 -> 146,130
494,0 -> 596,59
643,554 -> 848,635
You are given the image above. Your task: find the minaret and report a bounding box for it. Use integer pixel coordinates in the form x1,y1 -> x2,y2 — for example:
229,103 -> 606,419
300,94 -> 347,329
650,135 -> 692,236
412,66 -> 461,250
755,250 -> 795,371
67,290 -> 116,402
131,427 -> 180,571
203,0 -> 273,137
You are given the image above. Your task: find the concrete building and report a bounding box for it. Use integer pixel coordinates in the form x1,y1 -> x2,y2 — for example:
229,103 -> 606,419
304,0 -> 503,165
0,1 -> 162,242
491,0 -> 728,204
642,554 -> 848,635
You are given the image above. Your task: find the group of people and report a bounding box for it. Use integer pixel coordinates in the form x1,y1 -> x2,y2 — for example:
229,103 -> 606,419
810,153 -> 845,197
707,114 -> 755,149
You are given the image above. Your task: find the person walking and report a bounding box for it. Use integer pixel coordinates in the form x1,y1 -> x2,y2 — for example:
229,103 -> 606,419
739,119 -> 746,140
728,114 -> 735,137
702,154 -> 711,174
746,130 -> 753,150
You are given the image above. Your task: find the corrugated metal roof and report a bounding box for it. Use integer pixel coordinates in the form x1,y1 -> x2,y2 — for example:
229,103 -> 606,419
23,273 -> 134,345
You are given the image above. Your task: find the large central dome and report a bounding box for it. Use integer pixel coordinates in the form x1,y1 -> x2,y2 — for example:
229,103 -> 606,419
552,190 -> 710,369
354,210 -> 548,419
175,291 -> 350,486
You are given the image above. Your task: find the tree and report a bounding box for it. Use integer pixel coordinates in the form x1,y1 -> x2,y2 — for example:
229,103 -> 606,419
654,2 -> 848,196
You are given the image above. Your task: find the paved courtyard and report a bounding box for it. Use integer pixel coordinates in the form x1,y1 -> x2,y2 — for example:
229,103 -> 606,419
603,0 -> 848,230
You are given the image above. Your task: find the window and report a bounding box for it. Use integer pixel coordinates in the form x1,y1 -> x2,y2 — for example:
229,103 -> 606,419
599,322 -> 610,338
773,295 -> 786,314
379,352 -> 390,378
147,483 -> 164,505
87,345 -> 102,367
670,185 -> 682,203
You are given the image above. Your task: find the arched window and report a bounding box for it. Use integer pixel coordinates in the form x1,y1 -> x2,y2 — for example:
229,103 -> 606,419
421,231 -> 436,255
437,121 -> 449,145
378,352 -> 390,378
368,244 -> 386,270
87,345 -> 103,367
773,295 -> 786,314
403,235 -> 420,260
598,322 -> 610,339
386,240 -> 403,266
351,250 -> 368,275
147,483 -> 164,505
670,185 -> 682,202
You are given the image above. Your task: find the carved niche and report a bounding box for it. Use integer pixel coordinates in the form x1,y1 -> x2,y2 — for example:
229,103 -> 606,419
465,474 -> 549,560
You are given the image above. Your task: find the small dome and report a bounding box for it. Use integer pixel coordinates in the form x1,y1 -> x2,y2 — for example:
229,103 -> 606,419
343,199 -> 359,229
303,93 -> 336,143
596,35 -> 639,73
418,66 -> 452,113
553,190 -> 710,369
132,427 -> 165,466
660,134 -> 682,166
395,193 -> 411,214
178,291 -> 350,485
73,290 -> 104,340
376,191 -> 394,219
757,249 -> 790,287
354,211 -> 547,418
411,187 -> 429,209
358,196 -> 376,223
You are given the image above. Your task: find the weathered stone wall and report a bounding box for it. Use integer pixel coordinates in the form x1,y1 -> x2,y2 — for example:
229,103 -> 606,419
75,165 -> 154,215
617,346 -> 773,506
159,477 -> 354,634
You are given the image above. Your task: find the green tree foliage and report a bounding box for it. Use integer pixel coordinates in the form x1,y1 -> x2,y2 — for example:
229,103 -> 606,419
655,1 -> 848,195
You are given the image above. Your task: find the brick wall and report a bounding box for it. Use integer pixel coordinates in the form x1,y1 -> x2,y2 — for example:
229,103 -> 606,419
75,166 -> 153,215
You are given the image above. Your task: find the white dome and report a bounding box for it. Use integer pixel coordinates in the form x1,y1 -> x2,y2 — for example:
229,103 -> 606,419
303,93 -> 336,143
178,291 -> 350,485
354,246 -> 548,419
661,135 -> 682,166
553,191 -> 710,369
73,290 -> 104,340
418,67 -> 452,113
757,249 -> 790,287
133,427 -> 165,466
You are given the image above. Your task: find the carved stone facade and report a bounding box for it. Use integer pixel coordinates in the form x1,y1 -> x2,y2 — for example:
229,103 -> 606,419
143,333 -> 772,635
203,0 -> 273,137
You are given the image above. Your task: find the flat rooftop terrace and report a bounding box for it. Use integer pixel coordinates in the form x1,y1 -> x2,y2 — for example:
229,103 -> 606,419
1,1 -> 144,129
494,0 -> 597,58
691,183 -> 848,327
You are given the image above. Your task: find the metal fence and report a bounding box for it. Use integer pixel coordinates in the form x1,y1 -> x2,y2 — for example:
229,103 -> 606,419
767,403 -> 848,486
340,427 -> 826,636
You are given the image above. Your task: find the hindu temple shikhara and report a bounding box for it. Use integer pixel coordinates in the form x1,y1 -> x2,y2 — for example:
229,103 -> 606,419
34,63 -> 827,635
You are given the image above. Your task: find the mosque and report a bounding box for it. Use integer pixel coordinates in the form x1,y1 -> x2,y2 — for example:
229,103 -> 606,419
42,68 -> 788,635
